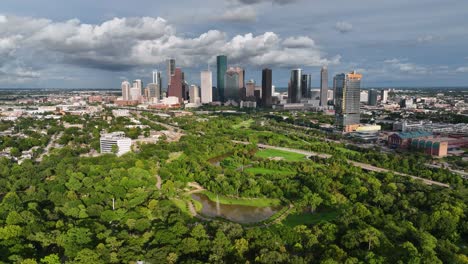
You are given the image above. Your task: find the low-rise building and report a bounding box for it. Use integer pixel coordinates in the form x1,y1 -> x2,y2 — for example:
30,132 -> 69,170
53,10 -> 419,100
388,131 -> 433,149
100,132 -> 132,156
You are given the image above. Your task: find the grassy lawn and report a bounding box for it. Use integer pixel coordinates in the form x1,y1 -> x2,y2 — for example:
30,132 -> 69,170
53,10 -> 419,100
245,167 -> 294,176
336,147 -> 360,156
255,149 -> 306,162
232,119 -> 254,129
171,197 -> 203,214
167,151 -> 184,163
202,190 -> 281,207
171,198 -> 189,214
282,210 -> 340,227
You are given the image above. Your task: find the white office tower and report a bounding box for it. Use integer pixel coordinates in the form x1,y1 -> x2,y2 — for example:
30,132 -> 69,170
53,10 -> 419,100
133,79 -> 143,89
381,90 -> 389,103
130,86 -> 141,101
121,81 -> 131,100
189,85 -> 201,104
100,132 -> 132,156
327,90 -> 334,101
200,70 -> 212,103
360,91 -> 369,102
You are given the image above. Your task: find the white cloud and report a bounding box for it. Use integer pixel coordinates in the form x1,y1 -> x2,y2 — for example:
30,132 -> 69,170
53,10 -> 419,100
0,14 -> 339,83
335,21 -> 353,33
417,35 -> 434,43
218,6 -> 257,22
456,67 -> 468,73
282,36 -> 315,48
384,58 -> 427,74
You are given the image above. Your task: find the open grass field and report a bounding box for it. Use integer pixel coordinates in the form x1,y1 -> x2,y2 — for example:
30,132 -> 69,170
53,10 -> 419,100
245,167 -> 294,176
282,209 -> 340,227
167,151 -> 184,163
202,190 -> 281,207
171,198 -> 189,214
232,119 -> 254,129
255,148 -> 306,162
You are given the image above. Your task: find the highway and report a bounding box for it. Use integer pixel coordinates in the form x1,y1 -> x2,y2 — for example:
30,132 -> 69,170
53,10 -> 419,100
425,164 -> 468,180
233,140 -> 450,188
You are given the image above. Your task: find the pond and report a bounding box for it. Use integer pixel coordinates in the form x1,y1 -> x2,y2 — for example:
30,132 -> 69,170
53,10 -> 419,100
191,193 -> 282,224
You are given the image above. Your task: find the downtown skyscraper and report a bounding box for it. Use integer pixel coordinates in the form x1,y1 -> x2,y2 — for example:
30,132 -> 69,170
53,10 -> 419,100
334,71 -> 362,132
320,66 -> 329,107
168,68 -> 183,103
262,68 -> 272,107
200,70 -> 212,104
288,69 -> 302,103
217,55 -> 227,102
166,59 -> 176,90
121,81 -> 131,101
224,67 -> 240,102
149,70 -> 162,99
301,74 -> 311,99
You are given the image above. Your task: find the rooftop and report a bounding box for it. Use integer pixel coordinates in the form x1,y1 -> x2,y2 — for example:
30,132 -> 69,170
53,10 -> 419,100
396,131 -> 433,139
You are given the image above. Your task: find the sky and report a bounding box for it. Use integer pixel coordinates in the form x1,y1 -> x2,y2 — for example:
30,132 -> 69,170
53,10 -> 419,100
0,0 -> 467,89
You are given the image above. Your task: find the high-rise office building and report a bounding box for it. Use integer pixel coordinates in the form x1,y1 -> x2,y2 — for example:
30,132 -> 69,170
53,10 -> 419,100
233,67 -> 245,90
200,70 -> 212,104
288,69 -> 302,103
189,85 -> 200,104
262,68 -> 273,107
368,89 -> 379,106
334,71 -> 362,132
130,86 -> 141,101
225,67 -> 240,102
166,59 -> 176,89
148,70 -> 162,99
301,74 -> 311,99
217,55 -> 227,102
381,90 -> 389,103
121,81 -> 131,101
246,80 -> 255,98
168,68 -> 183,103
147,83 -> 160,101
153,70 -> 162,86
133,79 -> 143,92
320,66 -> 329,106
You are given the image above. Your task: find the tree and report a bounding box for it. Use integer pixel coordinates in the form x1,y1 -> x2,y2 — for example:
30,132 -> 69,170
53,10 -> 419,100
111,144 -> 119,154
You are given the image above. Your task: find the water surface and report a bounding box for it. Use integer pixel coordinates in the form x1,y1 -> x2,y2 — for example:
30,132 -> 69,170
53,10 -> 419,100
192,193 -> 281,224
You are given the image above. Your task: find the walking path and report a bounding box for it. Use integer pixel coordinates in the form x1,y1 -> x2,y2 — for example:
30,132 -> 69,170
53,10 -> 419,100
156,175 -> 162,190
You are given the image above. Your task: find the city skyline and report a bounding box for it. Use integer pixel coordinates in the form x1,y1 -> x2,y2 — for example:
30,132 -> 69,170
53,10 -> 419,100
0,0 -> 468,88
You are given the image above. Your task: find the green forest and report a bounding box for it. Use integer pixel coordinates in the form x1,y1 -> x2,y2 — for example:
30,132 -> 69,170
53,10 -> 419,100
0,112 -> 467,263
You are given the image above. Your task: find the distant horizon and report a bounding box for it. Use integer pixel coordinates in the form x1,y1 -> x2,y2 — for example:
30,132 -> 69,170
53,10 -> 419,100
0,0 -> 468,88
1,86 -> 467,91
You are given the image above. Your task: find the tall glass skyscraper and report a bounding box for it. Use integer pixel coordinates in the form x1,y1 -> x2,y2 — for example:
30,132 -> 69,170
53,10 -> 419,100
301,74 -> 311,99
320,66 -> 328,107
217,55 -> 227,102
262,68 -> 272,107
288,69 -> 302,103
334,71 -> 362,131
368,89 -> 379,106
224,67 -> 240,102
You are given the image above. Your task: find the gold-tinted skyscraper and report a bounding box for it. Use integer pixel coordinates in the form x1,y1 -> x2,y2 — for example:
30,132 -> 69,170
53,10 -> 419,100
334,71 -> 362,132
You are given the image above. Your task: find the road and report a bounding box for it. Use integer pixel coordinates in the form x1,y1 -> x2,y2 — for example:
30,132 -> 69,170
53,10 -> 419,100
233,140 -> 450,188
425,164 -> 468,180
37,131 -> 63,162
